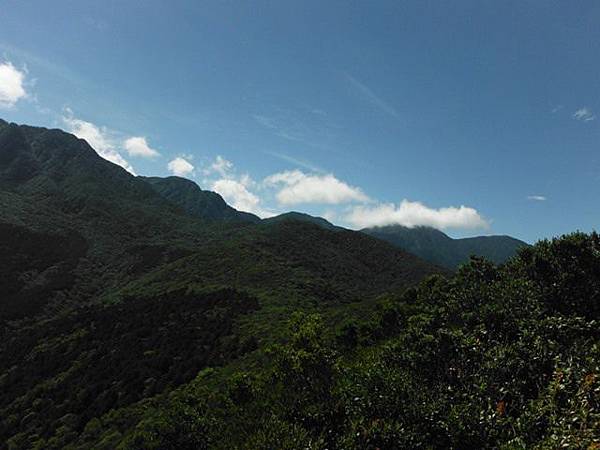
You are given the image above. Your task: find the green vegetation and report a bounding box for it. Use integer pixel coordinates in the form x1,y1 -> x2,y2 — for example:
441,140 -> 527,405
1,120 -> 598,448
141,176 -> 260,224
66,234 -> 600,449
263,211 -> 343,231
363,224 -> 529,269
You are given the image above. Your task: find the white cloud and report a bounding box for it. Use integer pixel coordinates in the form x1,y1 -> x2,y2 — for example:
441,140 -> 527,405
0,61 -> 27,108
202,156 -> 274,217
264,170 -> 369,206
345,200 -> 489,230
212,177 -> 275,218
527,195 -> 546,201
200,155 -> 490,230
167,157 -> 194,177
124,136 -> 160,158
573,107 -> 595,122
210,155 -> 233,177
63,112 -> 135,174
212,178 -> 262,215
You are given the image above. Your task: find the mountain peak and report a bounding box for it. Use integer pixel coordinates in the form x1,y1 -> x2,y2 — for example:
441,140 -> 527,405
263,211 -> 341,231
140,175 -> 260,223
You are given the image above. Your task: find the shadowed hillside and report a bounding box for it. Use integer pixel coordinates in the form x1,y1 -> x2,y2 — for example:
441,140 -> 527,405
141,175 -> 260,223
362,224 -> 528,269
2,120 -> 595,450
0,120 -> 447,448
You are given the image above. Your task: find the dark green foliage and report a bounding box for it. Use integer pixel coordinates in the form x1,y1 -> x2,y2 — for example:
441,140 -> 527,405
263,211 -> 342,231
0,222 -> 87,319
0,120 -> 440,321
363,224 -> 529,269
67,234 -> 598,450
1,120 -> 598,449
0,288 -> 258,447
0,120 -> 444,448
141,175 -> 260,224
510,231 -> 600,319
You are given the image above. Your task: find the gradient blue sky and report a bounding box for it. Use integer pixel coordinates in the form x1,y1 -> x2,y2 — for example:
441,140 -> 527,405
2,0 -> 600,242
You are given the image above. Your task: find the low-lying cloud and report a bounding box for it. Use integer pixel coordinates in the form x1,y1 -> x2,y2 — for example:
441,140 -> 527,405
200,157 -> 488,230
167,157 -> 194,177
345,200 -> 489,230
63,113 -> 135,174
203,156 -> 275,217
124,136 -> 160,158
212,178 -> 263,215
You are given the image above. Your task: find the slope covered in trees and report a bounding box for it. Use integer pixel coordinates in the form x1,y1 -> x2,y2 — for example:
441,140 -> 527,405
0,120 -> 448,448
141,175 -> 260,223
1,120 -> 597,449
3,232 -> 597,449
0,120 -> 439,319
363,224 -> 529,269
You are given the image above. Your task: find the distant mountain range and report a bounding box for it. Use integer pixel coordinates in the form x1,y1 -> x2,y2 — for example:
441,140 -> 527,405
362,225 -> 529,269
140,175 -> 527,269
0,119 -> 447,444
0,118 -> 442,320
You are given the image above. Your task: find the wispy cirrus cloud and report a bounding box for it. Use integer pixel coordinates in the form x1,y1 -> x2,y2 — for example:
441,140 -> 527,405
263,150 -> 324,173
253,113 -> 308,143
344,72 -> 400,119
209,155 -> 233,177
573,107 -> 595,122
527,195 -> 546,201
0,43 -> 89,88
252,103 -> 342,155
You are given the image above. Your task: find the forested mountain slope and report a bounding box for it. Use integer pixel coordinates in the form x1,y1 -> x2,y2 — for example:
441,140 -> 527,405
0,120 -> 447,449
0,120 -> 440,320
263,211 -> 342,231
5,232 -> 597,449
362,224 -> 529,269
2,120 -> 596,450
141,175 -> 260,223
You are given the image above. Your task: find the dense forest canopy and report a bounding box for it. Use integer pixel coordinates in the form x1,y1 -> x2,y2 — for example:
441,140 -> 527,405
100,233 -> 600,449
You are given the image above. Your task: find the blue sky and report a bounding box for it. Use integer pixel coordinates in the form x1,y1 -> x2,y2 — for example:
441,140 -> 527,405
2,1 -> 600,242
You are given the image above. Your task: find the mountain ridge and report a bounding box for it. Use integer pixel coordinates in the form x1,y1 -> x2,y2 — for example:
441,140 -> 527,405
0,119 -> 443,320
262,211 -> 342,231
1,119 -> 597,449
140,175 -> 260,223
362,224 -> 529,269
